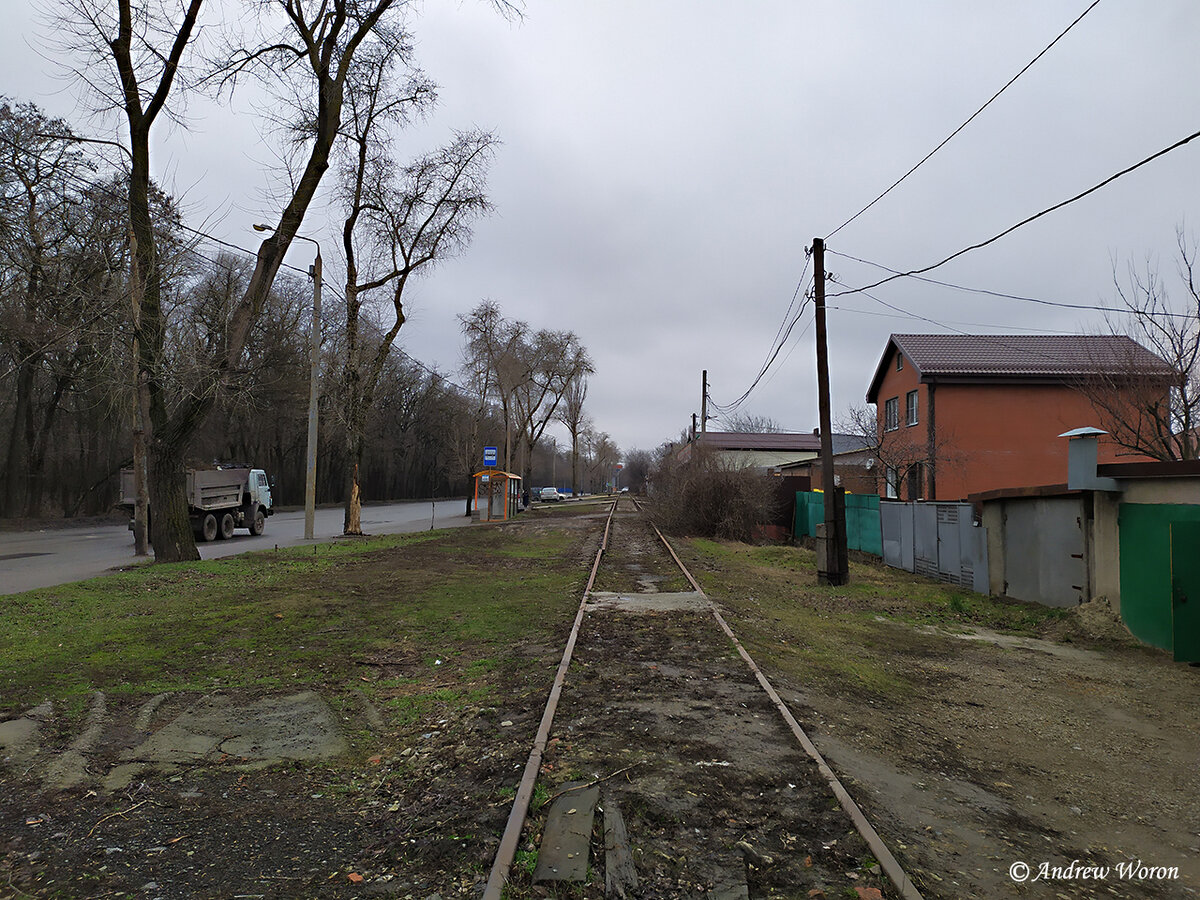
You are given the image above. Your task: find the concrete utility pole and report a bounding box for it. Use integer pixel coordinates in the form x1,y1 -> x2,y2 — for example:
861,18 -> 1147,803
257,223 -> 321,541
691,413 -> 698,441
304,250 -> 322,541
812,238 -> 849,585
700,369 -> 708,434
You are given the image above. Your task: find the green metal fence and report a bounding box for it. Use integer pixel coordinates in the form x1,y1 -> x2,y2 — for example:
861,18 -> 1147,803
793,491 -> 882,557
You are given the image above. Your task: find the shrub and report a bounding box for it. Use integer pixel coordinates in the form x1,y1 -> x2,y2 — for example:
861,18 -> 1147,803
648,444 -> 778,542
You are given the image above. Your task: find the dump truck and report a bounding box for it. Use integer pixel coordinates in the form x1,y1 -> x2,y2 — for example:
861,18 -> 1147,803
120,464 -> 274,541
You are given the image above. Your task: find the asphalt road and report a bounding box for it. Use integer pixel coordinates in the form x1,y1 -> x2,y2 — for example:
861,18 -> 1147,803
0,499 -> 473,596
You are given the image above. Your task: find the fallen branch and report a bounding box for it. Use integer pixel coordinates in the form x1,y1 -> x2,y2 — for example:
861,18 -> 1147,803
547,763 -> 640,803
87,799 -> 152,837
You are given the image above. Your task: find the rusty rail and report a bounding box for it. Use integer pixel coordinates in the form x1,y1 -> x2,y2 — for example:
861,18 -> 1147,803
642,513 -> 926,900
481,499 -> 618,899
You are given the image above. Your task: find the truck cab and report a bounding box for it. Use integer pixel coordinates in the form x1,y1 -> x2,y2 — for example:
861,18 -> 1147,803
248,469 -> 273,516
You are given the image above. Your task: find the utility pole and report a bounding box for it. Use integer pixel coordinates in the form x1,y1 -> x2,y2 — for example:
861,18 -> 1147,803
700,369 -> 708,434
256,224 -> 321,540
691,413 -> 698,441
304,250 -> 322,541
813,238 -> 848,585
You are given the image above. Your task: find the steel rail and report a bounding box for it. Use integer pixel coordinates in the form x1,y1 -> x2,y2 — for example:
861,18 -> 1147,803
639,506 -> 926,900
481,499 -> 618,899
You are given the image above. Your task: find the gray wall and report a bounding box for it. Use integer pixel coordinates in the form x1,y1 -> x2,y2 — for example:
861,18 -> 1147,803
982,495 -> 1088,608
881,500 -> 988,594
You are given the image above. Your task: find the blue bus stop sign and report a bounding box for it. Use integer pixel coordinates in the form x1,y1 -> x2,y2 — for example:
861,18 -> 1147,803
483,446 -> 498,467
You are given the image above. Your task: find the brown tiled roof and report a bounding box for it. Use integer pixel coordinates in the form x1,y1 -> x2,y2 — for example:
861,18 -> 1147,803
867,333 -> 1174,401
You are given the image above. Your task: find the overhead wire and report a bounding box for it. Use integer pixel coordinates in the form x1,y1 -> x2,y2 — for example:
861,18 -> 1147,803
827,124 -> 1200,300
0,129 -> 311,278
709,262 -> 814,418
825,247 -> 1197,320
827,273 -> 1135,367
825,0 -> 1103,239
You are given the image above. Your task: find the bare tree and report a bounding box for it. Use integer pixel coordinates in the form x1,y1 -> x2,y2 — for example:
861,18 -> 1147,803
0,101 -> 135,517
1076,230 -> 1198,461
60,0 -> 423,560
459,300 -> 525,471
838,403 -> 958,500
721,412 -> 785,433
511,330 -> 592,487
334,28 -> 494,534
555,373 -> 588,495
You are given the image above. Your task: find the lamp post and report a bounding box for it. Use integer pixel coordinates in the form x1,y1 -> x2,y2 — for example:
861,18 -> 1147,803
255,224 -> 321,540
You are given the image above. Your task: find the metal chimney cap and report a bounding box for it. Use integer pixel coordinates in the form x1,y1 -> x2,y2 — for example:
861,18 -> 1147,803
1058,426 -> 1109,438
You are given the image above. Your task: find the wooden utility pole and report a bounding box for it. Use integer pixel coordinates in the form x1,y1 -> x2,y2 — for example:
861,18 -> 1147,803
700,370 -> 708,434
812,238 -> 849,585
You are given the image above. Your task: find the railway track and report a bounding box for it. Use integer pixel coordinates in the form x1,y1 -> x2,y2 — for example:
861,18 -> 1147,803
483,497 -> 923,899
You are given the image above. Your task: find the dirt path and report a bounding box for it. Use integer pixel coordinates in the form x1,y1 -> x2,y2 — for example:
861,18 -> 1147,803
784,625 -> 1200,899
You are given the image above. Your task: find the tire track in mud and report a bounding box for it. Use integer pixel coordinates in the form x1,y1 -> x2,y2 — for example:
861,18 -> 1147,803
488,499 -> 913,899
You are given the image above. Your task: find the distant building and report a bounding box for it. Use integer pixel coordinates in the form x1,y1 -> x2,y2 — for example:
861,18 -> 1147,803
676,430 -> 868,474
864,333 -> 1173,501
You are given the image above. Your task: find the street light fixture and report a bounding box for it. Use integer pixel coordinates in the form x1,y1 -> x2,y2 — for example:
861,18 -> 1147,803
255,223 -> 322,540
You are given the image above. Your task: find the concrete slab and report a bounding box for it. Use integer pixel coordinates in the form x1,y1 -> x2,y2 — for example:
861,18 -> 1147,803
587,591 -> 712,613
0,717 -> 41,762
533,781 -> 600,883
124,691 -> 346,765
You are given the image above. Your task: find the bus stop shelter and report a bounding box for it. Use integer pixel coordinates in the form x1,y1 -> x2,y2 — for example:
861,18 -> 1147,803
473,470 -> 522,522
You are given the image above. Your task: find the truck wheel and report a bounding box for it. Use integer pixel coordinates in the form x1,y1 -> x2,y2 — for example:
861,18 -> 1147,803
249,507 -> 266,536
200,513 -> 218,542
218,512 -> 235,540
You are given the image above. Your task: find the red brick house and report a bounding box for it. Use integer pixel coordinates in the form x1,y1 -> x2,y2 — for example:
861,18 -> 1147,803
864,334 -> 1173,501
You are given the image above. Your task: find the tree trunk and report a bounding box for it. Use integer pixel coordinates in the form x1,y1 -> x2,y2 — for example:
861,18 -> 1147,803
344,426 -> 365,535
2,361 -> 34,516
570,430 -> 579,495
147,440 -> 198,561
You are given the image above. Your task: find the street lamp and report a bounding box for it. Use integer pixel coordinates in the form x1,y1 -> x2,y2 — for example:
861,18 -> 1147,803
255,223 -> 322,540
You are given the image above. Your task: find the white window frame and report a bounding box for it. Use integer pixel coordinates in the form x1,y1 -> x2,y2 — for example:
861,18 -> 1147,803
884,396 -> 899,432
906,390 -> 918,426
885,466 -> 899,499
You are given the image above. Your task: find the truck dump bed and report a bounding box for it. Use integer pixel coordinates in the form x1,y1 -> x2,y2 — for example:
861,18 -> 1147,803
120,467 -> 249,511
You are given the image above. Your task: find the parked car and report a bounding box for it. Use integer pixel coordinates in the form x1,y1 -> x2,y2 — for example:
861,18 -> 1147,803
539,486 -> 561,502
558,489 -> 573,499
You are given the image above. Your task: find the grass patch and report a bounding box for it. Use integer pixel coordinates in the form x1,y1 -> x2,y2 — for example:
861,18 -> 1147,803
0,524 -> 584,717
681,538 -> 1075,703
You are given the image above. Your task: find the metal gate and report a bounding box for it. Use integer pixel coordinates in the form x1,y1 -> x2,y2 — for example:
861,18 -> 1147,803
881,500 -> 988,593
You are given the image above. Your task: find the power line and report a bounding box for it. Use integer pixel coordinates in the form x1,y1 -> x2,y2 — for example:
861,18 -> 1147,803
827,124 -> 1200,299
827,304 -> 1067,333
828,274 -> 1136,368
826,0 -> 1103,239
825,247 -> 1197,320
0,129 -> 311,277
710,264 -> 814,417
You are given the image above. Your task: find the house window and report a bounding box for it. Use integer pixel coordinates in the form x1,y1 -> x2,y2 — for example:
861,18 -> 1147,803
906,462 -> 923,499
885,466 -> 899,499
884,397 -> 899,432
896,353 -> 904,371
906,390 -> 918,426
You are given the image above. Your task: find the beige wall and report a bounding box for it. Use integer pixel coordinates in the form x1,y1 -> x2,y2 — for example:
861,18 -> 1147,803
1092,492 -> 1121,611
716,449 -> 818,470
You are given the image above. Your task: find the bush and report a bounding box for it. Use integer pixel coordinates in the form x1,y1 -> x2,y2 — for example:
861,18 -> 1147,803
648,444 -> 778,542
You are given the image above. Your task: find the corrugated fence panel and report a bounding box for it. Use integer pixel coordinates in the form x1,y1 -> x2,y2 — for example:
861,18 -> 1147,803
795,492 -> 882,556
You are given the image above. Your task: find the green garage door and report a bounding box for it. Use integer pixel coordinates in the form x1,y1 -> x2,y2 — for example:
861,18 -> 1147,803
1171,521 -> 1200,663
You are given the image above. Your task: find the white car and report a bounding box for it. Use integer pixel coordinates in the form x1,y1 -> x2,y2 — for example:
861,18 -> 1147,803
539,487 -> 561,502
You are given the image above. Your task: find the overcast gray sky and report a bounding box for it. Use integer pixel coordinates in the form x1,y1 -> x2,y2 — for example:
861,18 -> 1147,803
5,1 -> 1200,455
